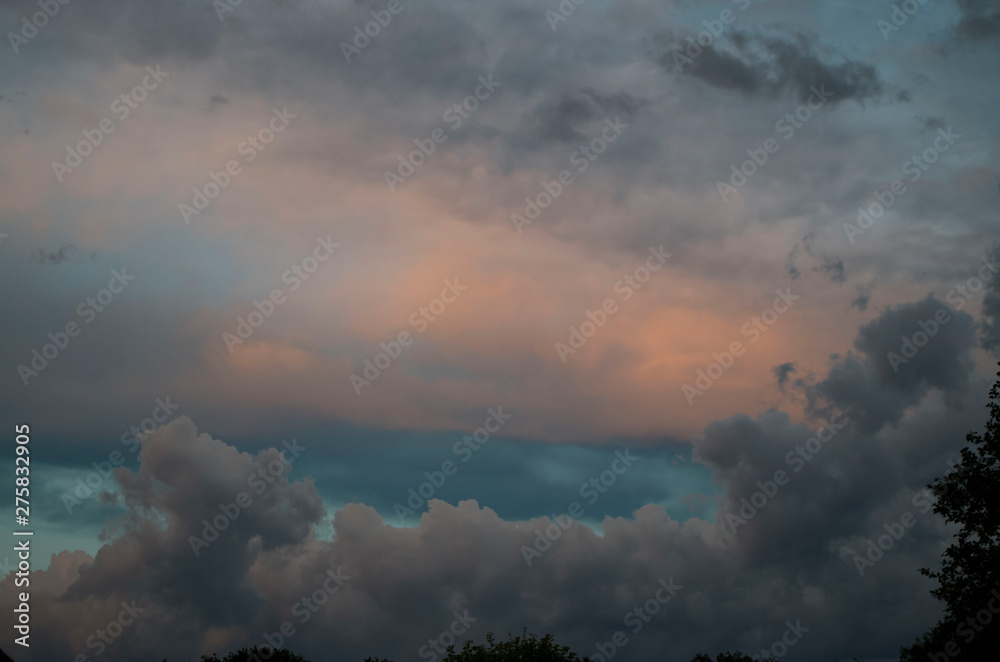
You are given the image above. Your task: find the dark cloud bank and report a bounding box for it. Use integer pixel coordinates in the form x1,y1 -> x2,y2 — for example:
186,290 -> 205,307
655,28 -> 898,105
2,1 -> 998,660
1,296 -> 991,662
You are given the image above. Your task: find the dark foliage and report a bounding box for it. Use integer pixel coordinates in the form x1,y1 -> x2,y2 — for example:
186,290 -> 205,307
690,653 -> 774,662
364,630 -> 589,662
900,365 -> 1000,660
199,647 -> 308,662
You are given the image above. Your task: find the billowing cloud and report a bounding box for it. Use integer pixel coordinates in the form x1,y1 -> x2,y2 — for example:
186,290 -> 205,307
806,295 -> 977,432
3,299 -> 994,661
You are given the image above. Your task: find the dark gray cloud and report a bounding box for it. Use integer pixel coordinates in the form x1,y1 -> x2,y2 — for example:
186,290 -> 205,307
0,309 -> 987,661
522,89 -> 643,144
816,257 -> 846,283
62,417 -> 324,627
773,362 -> 796,388
919,115 -> 948,133
28,244 -> 82,265
0,0 -> 490,104
980,245 -> 1000,353
786,242 -> 803,280
851,281 -> 875,312
3,363 -> 985,662
807,295 -> 977,432
954,0 -> 1000,42
656,29 -> 892,105
787,234 -> 847,283
0,0 -> 225,64
11,417 -> 322,661
983,297 -> 1000,353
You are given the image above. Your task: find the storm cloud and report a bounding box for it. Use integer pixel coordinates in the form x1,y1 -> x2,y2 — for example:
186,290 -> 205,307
3,296 -> 994,661
1,1 -> 998,660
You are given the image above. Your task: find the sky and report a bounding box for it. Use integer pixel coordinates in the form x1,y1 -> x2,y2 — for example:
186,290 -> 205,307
0,0 -> 999,660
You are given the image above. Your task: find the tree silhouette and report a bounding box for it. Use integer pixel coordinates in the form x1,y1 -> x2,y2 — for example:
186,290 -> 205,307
364,630 -> 589,662
900,365 -> 1000,660
443,631 -> 590,662
199,647 -> 309,662
690,653 -> 774,661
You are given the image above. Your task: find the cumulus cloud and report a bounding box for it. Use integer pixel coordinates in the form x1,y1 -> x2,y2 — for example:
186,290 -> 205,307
6,416 -> 327,659
3,325 -> 990,662
806,295 -> 977,432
